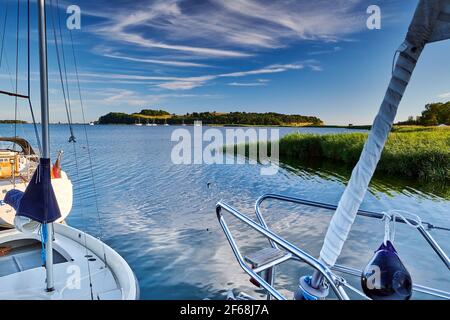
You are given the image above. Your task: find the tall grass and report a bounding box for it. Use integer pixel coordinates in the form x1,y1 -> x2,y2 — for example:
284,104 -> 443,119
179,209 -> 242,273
229,126 -> 449,181
278,127 -> 449,181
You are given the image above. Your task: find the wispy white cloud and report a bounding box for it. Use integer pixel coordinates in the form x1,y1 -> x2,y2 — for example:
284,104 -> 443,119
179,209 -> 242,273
228,79 -> 270,87
160,62 -> 320,90
85,0 -> 367,59
215,0 -> 365,43
76,72 -> 206,82
437,92 -> 450,99
89,1 -> 251,58
84,88 -> 211,107
157,81 -> 205,91
102,89 -> 147,106
308,46 -> 342,56
74,61 -> 319,90
221,64 -> 303,78
102,53 -> 210,68
228,82 -> 266,87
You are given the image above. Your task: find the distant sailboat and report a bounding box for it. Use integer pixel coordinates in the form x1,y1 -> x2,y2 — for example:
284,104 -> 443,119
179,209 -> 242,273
164,119 -> 169,126
135,118 -> 142,126
145,119 -> 151,127
89,122 -> 94,126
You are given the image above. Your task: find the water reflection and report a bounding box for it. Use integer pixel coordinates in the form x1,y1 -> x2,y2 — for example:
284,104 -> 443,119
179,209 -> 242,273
0,124 -> 448,299
280,157 -> 450,200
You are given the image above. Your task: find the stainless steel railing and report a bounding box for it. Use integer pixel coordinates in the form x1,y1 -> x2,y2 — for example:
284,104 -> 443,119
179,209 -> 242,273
216,201 -> 350,300
216,193 -> 450,300
255,194 -> 450,270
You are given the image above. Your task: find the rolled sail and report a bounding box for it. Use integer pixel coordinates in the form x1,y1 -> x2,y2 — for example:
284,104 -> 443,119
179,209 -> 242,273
319,0 -> 450,267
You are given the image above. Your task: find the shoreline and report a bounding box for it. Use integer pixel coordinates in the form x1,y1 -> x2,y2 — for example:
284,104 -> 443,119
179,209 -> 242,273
231,126 -> 450,181
34,123 -> 368,128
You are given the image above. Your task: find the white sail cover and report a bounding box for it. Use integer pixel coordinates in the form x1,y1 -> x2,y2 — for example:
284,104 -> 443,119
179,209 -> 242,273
320,0 -> 450,267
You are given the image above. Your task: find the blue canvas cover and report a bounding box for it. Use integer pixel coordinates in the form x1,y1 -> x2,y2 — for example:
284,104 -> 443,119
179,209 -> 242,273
4,158 -> 61,223
4,189 -> 24,211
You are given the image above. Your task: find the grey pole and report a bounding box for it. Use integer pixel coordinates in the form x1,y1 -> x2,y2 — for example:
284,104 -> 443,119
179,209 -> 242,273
37,0 -> 54,292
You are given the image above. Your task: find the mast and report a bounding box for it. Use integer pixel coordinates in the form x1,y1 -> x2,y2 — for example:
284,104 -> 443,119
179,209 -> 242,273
37,0 -> 54,291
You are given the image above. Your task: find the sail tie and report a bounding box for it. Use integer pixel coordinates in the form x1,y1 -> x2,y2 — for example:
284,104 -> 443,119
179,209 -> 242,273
40,223 -> 47,265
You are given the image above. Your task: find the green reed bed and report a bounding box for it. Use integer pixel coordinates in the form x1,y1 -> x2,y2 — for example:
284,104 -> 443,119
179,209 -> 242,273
234,127 -> 450,181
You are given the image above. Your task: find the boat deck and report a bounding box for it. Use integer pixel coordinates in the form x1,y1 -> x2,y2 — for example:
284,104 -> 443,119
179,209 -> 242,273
0,227 -> 124,300
0,239 -> 66,277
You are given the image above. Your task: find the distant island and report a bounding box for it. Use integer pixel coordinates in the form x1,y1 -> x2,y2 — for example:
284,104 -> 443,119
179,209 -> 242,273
97,109 -> 323,126
0,120 -> 28,124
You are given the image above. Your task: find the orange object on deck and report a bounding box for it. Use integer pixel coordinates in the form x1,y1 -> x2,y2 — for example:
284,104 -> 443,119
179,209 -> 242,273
51,165 -> 61,179
0,246 -> 12,257
51,151 -> 63,179
0,152 -> 20,179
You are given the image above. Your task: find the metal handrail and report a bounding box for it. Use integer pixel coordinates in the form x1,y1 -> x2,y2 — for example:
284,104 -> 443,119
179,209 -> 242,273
255,193 -> 450,270
216,201 -> 350,300
216,194 -> 449,300
252,193 -> 450,299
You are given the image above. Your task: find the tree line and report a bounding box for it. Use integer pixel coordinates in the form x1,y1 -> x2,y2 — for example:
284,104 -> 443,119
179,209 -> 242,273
0,120 -> 28,124
398,102 -> 450,126
98,109 -> 323,126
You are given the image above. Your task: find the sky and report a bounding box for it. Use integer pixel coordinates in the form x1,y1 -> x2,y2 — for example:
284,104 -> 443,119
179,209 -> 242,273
0,0 -> 449,125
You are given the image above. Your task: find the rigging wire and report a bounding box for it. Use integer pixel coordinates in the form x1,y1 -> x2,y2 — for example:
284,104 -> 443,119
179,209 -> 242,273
12,0 -> 20,188
14,0 -> 20,141
0,1 -> 16,96
27,0 -> 42,154
2,52 -> 16,92
0,0 -> 41,154
2,2 -> 40,150
55,0 -> 75,143
0,0 -> 9,68
69,143 -> 95,300
67,15 -> 109,271
51,0 -> 97,298
49,0 -> 75,143
69,29 -> 106,250
56,0 -> 93,296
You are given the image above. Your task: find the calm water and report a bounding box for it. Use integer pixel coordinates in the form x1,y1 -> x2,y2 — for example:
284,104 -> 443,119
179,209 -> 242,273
1,124 -> 449,299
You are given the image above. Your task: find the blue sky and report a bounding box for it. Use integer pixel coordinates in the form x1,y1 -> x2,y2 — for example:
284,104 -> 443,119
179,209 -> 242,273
0,0 -> 449,124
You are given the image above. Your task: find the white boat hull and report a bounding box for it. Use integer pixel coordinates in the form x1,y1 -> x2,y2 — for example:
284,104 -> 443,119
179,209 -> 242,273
0,223 -> 138,300
0,171 -> 73,228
